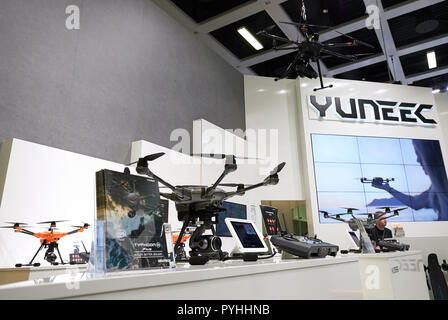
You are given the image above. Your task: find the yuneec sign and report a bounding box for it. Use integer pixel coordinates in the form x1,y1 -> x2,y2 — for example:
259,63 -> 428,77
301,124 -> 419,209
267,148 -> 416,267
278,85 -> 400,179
308,95 -> 437,125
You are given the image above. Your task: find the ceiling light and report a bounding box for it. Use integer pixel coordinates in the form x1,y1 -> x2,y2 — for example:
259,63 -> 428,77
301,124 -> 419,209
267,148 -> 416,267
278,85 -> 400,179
427,51 -> 437,69
432,89 -> 440,94
237,27 -> 263,51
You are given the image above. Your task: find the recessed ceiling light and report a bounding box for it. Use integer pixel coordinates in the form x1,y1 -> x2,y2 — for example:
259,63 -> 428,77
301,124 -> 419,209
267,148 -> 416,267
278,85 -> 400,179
416,20 -> 439,34
427,51 -> 437,69
237,27 -> 263,51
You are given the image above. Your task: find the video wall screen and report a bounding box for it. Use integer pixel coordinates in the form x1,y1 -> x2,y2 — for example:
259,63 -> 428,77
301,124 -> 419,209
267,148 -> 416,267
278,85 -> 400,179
215,201 -> 247,237
311,134 -> 448,222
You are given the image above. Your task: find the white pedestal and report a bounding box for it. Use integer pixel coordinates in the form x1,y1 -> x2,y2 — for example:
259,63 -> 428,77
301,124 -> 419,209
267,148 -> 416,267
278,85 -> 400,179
356,251 -> 429,300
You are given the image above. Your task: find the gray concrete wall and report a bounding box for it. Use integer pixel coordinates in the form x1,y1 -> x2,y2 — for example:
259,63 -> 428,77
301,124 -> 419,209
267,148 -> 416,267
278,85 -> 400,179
0,0 -> 245,163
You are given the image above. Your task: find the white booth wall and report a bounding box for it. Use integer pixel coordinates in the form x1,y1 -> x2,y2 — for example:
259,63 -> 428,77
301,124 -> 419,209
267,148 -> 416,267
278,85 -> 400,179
244,75 -> 448,258
435,93 -> 448,149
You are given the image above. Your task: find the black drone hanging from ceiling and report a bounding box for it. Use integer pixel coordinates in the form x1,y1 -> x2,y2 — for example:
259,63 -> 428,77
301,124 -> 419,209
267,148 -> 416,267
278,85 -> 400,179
256,0 -> 376,91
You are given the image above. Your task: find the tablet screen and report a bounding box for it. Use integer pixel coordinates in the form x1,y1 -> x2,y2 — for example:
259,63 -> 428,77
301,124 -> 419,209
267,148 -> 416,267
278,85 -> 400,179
230,221 -> 265,249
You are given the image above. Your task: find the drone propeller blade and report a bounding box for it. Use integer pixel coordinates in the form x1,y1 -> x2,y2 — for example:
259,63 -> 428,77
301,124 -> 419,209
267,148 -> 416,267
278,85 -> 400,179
333,31 -> 376,49
264,24 -> 277,32
37,220 -> 68,224
279,21 -> 332,30
4,222 -> 29,225
0,226 -> 17,229
375,206 -> 397,212
218,183 -> 252,188
127,152 -> 165,165
320,48 -> 357,61
256,29 -> 300,46
143,152 -> 165,162
270,162 -> 286,175
351,53 -> 376,57
280,21 -> 375,49
193,153 -> 263,160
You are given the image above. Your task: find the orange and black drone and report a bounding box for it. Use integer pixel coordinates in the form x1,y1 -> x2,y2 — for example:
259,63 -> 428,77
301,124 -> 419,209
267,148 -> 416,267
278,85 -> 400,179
0,220 -> 90,267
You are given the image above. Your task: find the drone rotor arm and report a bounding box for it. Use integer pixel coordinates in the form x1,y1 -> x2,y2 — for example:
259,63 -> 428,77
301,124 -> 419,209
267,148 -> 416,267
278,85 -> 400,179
0,224 -> 36,236
273,46 -> 299,51
332,30 -> 376,49
323,42 -> 359,48
257,31 -> 299,45
14,227 -> 35,236
67,229 -> 82,235
222,162 -> 285,198
320,48 -> 357,61
325,216 -> 348,223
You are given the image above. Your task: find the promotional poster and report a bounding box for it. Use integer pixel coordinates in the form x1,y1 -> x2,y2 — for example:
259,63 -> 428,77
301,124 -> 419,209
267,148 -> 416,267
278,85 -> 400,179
95,169 -> 174,273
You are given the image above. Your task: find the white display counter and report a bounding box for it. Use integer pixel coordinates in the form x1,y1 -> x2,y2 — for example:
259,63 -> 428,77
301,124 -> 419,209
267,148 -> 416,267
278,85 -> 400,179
0,264 -> 87,285
354,250 -> 429,300
0,256 -> 362,300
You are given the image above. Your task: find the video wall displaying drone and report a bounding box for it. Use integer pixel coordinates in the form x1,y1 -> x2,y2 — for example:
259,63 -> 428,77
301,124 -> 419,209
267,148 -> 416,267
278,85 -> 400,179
311,134 -> 448,222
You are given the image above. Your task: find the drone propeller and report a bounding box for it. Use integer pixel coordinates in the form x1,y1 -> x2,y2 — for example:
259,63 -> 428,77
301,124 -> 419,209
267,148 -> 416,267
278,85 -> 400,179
127,152 -> 165,166
375,206 -> 398,213
262,24 -> 277,33
193,153 -> 262,160
71,222 -> 90,228
4,222 -> 29,226
218,183 -> 252,188
280,21 -> 375,49
319,210 -> 349,217
37,220 -> 69,224
270,162 -> 286,175
320,48 -> 358,61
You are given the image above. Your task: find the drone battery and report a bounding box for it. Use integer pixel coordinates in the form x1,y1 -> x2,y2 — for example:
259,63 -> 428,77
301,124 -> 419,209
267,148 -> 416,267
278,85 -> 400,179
270,235 -> 339,259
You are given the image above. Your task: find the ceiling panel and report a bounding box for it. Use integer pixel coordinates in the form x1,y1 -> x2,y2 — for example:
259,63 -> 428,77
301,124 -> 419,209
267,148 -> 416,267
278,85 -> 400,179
334,60 -> 391,83
388,1 -> 448,48
169,0 -> 254,23
210,11 -> 287,60
400,42 -> 448,76
381,0 -> 409,9
155,0 -> 448,89
281,0 -> 367,30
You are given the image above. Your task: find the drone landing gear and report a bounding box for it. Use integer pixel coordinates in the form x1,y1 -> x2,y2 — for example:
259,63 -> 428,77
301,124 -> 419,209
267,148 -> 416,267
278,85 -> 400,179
15,243 -> 45,267
15,242 -> 66,268
313,59 -> 333,92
